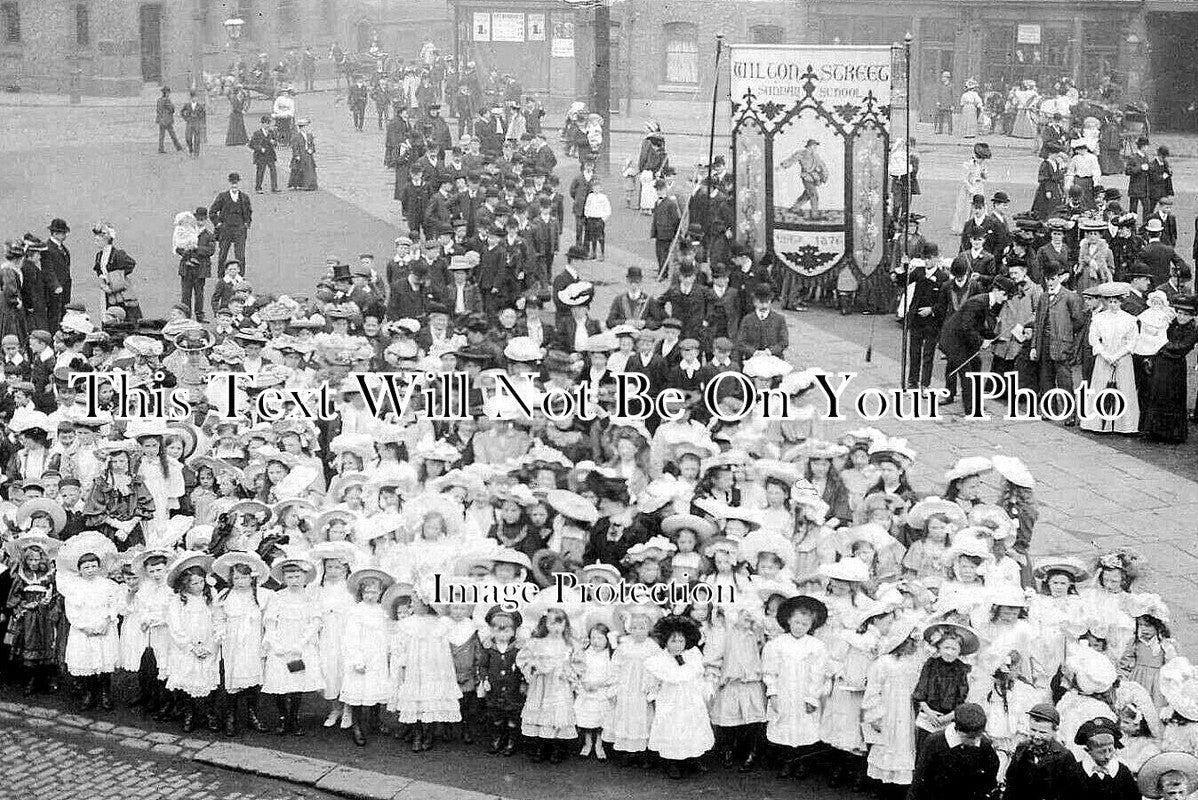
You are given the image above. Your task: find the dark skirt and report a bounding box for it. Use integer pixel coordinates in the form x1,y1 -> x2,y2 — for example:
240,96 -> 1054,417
225,112 -> 248,146
1143,355 -> 1191,442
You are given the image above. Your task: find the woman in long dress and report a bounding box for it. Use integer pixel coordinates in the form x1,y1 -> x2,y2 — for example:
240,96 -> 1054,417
225,86 -> 249,147
1081,287 -> 1141,434
637,126 -> 668,213
289,118 -> 318,191
950,143 -> 990,234
959,81 -> 982,139
1031,145 -> 1068,220
1010,81 -> 1040,139
1142,295 -> 1198,442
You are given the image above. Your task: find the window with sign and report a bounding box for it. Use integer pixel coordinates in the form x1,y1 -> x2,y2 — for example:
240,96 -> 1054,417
983,23 -> 1070,90
663,22 -> 698,84
751,25 -> 783,45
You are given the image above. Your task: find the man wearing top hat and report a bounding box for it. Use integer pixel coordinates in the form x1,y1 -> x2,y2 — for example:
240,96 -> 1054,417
1138,217 -> 1188,288
44,218 -> 72,330
209,172 -> 253,276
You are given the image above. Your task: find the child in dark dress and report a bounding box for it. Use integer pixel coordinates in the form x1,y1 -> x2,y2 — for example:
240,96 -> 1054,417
478,606 -> 525,755
912,623 -> 975,750
4,540 -> 59,695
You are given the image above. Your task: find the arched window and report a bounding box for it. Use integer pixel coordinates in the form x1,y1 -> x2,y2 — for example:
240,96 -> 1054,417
663,22 -> 698,84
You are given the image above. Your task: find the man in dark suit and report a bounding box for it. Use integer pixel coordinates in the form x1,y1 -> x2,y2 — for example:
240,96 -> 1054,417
156,86 -> 183,154
909,704 -> 999,800
248,116 -> 278,193
1124,136 -> 1150,219
735,283 -> 788,359
904,252 -> 950,389
607,266 -> 665,331
425,178 -> 455,235
387,262 -> 437,320
43,218 -> 72,330
1029,265 -> 1085,423
650,179 -> 681,272
1138,217 -> 1188,287
180,91 -> 205,158
1142,195 -> 1178,247
939,276 -> 1014,416
626,330 -> 667,399
952,232 -> 998,279
176,207 -> 216,321
209,172 -> 253,276
707,265 -> 740,342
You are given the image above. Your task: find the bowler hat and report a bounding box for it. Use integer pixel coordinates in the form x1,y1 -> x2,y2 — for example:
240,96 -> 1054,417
626,266 -> 643,281
48,218 -> 70,234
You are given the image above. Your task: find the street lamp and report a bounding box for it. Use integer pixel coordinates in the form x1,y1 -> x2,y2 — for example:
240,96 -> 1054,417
224,17 -> 245,42
224,17 -> 245,87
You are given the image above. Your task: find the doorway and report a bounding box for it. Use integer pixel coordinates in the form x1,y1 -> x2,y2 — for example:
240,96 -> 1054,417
1148,12 -> 1198,131
139,4 -> 162,82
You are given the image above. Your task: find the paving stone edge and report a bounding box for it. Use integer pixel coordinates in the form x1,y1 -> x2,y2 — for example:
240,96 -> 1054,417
0,699 -> 511,800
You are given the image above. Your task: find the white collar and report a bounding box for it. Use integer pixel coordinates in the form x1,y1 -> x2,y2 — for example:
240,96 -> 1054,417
943,725 -> 977,749
1080,754 -> 1121,779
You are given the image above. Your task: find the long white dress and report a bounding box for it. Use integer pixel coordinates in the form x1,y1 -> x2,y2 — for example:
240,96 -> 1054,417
216,589 -> 264,692
61,572 -> 121,676
314,580 -> 355,701
1028,595 -> 1076,685
644,648 -> 715,759
862,652 -> 924,785
261,588 -> 324,694
821,628 -> 877,754
762,633 -> 828,747
165,594 -> 221,697
338,602 -> 392,707
389,614 -> 462,722
950,159 -> 987,234
574,649 -> 617,729
138,460 -> 185,541
1081,308 -> 1141,433
604,636 -> 661,751
119,580 -> 172,673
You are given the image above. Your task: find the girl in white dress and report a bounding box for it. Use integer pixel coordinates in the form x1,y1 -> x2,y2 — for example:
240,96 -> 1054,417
58,533 -> 121,712
707,601 -> 767,772
213,551 -> 271,735
762,595 -> 830,779
165,553 -> 220,733
313,549 -> 357,730
125,550 -> 173,718
645,614 -> 714,779
261,556 -> 324,736
340,567 -> 395,747
862,619 -> 924,791
518,607 -> 579,763
135,431 -> 185,542
605,605 -> 662,765
574,622 -> 617,760
389,586 -> 462,752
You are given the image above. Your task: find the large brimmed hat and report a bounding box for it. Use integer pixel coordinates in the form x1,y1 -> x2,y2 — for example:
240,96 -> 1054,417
1069,645 -> 1118,694
776,594 -> 828,632
991,455 -> 1034,488
226,499 -> 273,526
906,497 -> 967,530
13,532 -> 62,558
742,353 -> 793,380
271,497 -> 319,522
661,513 -> 717,542
557,281 -> 595,307
651,614 -> 702,650
546,489 -> 599,524
879,617 -> 920,655
15,498 -> 67,534
944,456 -> 993,483
818,558 -> 871,583
1162,657 -> 1198,722
381,582 -> 417,616
1139,752 -> 1198,799
270,554 -> 318,585
212,551 -> 269,582
491,547 -> 533,572
502,336 -> 545,363
346,567 -> 396,597
56,531 -> 117,574
1085,281 -> 1132,298
1033,556 -> 1090,584
738,529 -> 795,568
166,550 -> 215,587
922,621 -> 981,655
943,537 -> 995,566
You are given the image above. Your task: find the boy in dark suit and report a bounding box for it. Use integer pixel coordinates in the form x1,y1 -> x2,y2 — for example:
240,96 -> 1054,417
248,116 -> 278,193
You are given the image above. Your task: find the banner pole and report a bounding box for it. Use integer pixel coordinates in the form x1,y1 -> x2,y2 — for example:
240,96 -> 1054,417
900,33 -> 913,391
705,35 -> 724,197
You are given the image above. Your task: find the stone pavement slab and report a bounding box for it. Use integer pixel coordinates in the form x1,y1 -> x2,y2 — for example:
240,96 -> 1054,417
193,741 -> 337,785
392,779 -> 500,800
315,766 -> 413,800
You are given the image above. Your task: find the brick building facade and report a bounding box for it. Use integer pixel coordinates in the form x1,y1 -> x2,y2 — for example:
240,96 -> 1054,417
0,0 -> 449,97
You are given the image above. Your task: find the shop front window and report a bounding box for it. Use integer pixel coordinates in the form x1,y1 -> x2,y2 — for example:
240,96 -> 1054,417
983,23 -> 1071,92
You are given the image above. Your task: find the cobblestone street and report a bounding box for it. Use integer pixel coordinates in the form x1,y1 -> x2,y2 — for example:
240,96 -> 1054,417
0,725 -> 330,799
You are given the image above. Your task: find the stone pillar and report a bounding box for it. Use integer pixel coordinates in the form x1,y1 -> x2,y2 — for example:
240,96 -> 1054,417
1122,10 -> 1148,104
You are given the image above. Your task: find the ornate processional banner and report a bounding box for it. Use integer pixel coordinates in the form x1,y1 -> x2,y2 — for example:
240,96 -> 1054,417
730,45 -> 894,304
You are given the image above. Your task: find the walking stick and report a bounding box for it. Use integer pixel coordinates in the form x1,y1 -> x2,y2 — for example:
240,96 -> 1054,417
865,314 -> 876,363
944,344 -> 990,382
